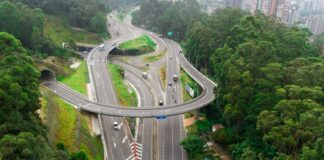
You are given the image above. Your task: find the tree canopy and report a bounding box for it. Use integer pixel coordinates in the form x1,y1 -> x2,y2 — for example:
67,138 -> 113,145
158,7 -> 324,159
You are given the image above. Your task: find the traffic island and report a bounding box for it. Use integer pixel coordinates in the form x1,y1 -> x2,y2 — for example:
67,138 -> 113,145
116,35 -> 157,56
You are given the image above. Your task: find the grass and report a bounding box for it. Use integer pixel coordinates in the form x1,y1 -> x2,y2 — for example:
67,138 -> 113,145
40,87 -> 104,160
44,16 -> 102,45
142,51 -> 165,63
108,63 -> 137,107
180,69 -> 199,102
185,112 -> 195,119
58,61 -> 89,95
159,65 -> 167,91
118,35 -> 156,54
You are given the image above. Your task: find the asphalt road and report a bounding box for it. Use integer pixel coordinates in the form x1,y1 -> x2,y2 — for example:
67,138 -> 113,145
117,62 -> 155,160
44,9 -> 217,160
90,15 -> 136,160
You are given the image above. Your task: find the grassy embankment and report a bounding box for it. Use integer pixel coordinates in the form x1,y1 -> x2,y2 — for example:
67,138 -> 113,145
180,69 -> 200,118
142,51 -> 165,63
44,16 -> 102,45
57,61 -> 89,95
159,65 -> 167,91
180,69 -> 199,102
108,63 -> 137,107
118,35 -> 156,55
40,87 -> 104,160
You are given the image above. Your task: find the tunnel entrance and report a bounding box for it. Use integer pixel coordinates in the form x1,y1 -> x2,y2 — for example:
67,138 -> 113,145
40,69 -> 55,81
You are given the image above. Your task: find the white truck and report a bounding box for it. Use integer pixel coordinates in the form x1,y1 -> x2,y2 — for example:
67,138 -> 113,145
173,74 -> 178,82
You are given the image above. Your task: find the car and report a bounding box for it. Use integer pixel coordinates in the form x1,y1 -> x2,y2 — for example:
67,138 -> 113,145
113,121 -> 118,130
169,56 -> 173,59
168,82 -> 172,86
142,72 -> 148,79
112,43 -> 116,46
99,44 -> 105,51
159,100 -> 164,106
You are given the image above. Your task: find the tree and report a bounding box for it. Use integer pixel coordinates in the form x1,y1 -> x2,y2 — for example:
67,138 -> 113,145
90,13 -> 107,37
70,151 -> 88,160
257,85 -> 324,158
181,134 -> 204,158
0,132 -> 52,160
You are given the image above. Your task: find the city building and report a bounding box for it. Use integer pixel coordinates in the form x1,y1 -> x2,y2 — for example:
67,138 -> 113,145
197,0 -> 324,34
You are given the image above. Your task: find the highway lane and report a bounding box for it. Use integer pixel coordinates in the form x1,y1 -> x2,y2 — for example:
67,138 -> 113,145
110,13 -> 157,160
90,45 -> 133,160
90,14 -> 137,160
120,65 -> 155,160
157,38 -> 187,160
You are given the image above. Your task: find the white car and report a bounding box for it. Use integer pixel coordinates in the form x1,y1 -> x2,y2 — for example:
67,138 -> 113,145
113,121 -> 118,130
142,72 -> 148,79
99,44 -> 105,51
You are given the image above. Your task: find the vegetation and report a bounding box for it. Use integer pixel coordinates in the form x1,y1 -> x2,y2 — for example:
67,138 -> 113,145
180,69 -> 199,102
9,0 -> 109,37
181,134 -> 204,158
314,31 -> 324,55
0,1 -> 74,58
0,32 -> 53,158
134,3 -> 324,158
58,61 -> 89,95
159,65 -> 167,91
105,0 -> 138,10
142,51 -> 165,63
118,35 -> 156,55
132,0 -> 206,41
0,0 -> 110,159
108,63 -> 137,107
41,87 -> 104,160
180,8 -> 324,160
44,16 -> 102,45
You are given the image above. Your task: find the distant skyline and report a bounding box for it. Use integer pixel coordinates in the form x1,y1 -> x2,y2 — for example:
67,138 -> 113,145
197,0 -> 324,35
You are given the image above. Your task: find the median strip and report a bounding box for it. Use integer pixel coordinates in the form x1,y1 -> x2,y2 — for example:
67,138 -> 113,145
107,63 -> 138,107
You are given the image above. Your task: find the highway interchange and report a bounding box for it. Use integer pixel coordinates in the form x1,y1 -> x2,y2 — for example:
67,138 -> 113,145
44,11 -> 216,160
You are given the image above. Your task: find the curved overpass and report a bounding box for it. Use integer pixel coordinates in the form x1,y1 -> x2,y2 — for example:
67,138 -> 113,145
44,41 -> 216,117
44,15 -> 217,118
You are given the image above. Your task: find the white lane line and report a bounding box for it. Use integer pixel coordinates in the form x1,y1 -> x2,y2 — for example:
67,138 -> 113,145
113,136 -> 116,148
122,136 -> 128,144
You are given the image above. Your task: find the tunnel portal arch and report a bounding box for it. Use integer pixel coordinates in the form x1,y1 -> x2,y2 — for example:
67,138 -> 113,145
40,68 -> 56,81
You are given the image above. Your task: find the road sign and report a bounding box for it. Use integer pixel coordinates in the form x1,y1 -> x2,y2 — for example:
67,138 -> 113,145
156,115 -> 167,120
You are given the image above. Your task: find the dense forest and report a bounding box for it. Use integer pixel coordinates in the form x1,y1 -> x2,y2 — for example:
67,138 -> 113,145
12,0 -> 109,36
0,0 -> 115,159
134,1 -> 324,159
132,0 -> 204,41
0,32 -> 89,159
0,0 -> 110,58
0,1 -> 70,58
